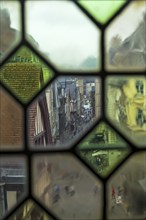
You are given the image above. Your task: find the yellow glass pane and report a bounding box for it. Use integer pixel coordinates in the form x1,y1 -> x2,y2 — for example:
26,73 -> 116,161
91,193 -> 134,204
8,199 -> 53,220
106,76 -> 146,147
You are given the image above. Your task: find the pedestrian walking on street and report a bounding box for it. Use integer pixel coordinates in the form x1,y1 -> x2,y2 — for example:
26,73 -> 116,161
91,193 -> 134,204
112,186 -> 116,199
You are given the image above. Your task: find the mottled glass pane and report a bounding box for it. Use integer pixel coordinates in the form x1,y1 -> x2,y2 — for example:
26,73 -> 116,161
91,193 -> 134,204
106,76 -> 146,147
107,151 -> 146,219
79,0 -> 126,24
0,156 -> 27,219
76,122 -> 130,177
25,0 -> 100,72
106,1 -> 146,71
0,46 -> 54,103
0,87 -> 24,150
28,76 -> 101,149
8,199 -> 53,220
0,1 -> 21,62
32,154 -> 103,219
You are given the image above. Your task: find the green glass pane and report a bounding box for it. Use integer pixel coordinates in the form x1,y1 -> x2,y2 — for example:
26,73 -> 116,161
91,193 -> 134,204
0,46 -> 54,103
76,122 -> 130,178
79,0 -> 126,24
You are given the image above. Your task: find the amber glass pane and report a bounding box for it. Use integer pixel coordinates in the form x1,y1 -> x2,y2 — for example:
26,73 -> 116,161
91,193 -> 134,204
25,0 -> 100,72
0,87 -> 24,150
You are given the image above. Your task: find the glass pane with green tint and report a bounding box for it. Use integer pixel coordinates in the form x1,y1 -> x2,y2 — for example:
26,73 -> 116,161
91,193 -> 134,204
79,0 -> 126,24
76,122 -> 131,178
0,46 -> 54,103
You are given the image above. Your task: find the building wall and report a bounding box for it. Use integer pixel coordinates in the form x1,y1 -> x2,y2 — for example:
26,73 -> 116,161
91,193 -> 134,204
0,88 -> 23,149
95,79 -> 101,118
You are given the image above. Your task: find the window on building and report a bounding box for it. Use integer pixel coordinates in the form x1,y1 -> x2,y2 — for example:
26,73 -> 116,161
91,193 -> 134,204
0,0 -> 145,220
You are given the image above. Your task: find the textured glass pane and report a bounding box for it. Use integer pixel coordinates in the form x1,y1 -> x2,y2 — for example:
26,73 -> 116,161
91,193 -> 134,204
106,76 -> 146,147
0,46 -> 54,103
8,199 -> 53,220
106,1 -> 146,71
28,76 -> 101,149
79,0 -> 126,24
0,1 -> 21,62
107,151 -> 146,219
0,156 -> 27,219
25,0 -> 100,72
0,87 -> 24,150
76,122 -> 130,177
32,154 -> 103,219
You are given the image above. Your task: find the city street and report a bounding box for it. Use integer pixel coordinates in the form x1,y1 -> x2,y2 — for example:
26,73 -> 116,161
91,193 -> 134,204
35,155 -> 103,220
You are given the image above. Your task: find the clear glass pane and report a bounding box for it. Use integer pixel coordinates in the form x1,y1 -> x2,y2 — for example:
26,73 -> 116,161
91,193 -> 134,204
25,0 -> 100,72
0,87 -> 24,150
79,0 -> 126,24
0,46 -> 54,104
76,122 -> 130,177
106,1 -> 146,71
8,199 -> 54,220
107,151 -> 146,219
32,154 -> 103,219
106,76 -> 146,147
0,1 -> 21,62
0,155 -> 27,219
28,76 -> 101,149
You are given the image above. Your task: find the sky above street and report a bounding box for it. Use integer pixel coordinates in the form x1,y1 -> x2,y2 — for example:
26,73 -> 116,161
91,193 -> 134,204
1,0 -> 145,67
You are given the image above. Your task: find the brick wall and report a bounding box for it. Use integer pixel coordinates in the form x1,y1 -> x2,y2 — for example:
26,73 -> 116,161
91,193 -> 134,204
28,101 -> 37,146
0,88 -> 23,149
0,63 -> 41,103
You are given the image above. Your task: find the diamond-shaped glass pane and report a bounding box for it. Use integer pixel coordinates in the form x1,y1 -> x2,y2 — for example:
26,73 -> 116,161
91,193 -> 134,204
25,0 -> 101,72
0,87 -> 24,150
76,122 -> 130,178
0,1 -> 21,62
32,154 -> 103,219
0,46 -> 54,104
106,1 -> 146,71
107,151 -> 146,219
28,76 -> 101,149
106,76 -> 146,147
79,0 -> 126,24
8,199 -> 54,220
0,155 -> 27,219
